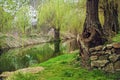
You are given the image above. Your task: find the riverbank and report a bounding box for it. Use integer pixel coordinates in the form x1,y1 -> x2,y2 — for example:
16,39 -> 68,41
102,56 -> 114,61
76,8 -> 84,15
0,32 -> 75,52
0,33 -> 51,51
1,52 -> 120,80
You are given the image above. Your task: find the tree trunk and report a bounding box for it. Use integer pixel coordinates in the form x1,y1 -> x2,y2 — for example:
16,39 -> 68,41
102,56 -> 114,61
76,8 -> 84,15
82,0 -> 105,48
103,0 -> 119,37
77,0 -> 106,69
77,34 -> 90,69
54,28 -> 60,53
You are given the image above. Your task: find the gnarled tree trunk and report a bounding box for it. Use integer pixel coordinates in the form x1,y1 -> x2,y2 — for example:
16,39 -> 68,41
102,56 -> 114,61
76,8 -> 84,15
103,0 -> 119,37
77,0 -> 106,69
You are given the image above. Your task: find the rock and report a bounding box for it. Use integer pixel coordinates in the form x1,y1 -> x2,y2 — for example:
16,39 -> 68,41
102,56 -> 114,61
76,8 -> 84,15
95,45 -> 103,51
113,43 -> 120,49
91,60 -> 109,67
106,44 -> 113,50
105,50 -> 112,54
89,48 -> 96,53
114,61 -> 120,71
91,52 -> 97,55
109,54 -> 119,62
90,56 -> 98,61
111,48 -> 116,53
102,46 -> 107,51
99,51 -> 105,55
99,55 -> 108,60
104,63 -> 115,73
0,67 -> 44,78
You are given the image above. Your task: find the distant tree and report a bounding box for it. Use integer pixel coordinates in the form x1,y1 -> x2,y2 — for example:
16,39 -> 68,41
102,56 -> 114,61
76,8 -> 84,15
38,0 -> 67,53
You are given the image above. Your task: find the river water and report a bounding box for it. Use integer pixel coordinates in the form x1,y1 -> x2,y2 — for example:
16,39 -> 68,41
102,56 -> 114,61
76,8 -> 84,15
0,43 -> 53,72
0,39 -> 73,73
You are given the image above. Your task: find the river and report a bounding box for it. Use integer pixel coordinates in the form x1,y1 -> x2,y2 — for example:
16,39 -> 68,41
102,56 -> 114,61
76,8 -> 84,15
0,43 -> 54,71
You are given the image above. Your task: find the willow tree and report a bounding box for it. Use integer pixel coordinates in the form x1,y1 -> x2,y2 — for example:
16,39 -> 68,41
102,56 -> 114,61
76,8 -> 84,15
77,0 -> 106,69
38,0 -> 68,53
102,0 -> 119,37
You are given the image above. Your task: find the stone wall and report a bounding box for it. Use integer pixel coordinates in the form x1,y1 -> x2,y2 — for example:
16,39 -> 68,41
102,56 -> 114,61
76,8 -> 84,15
89,43 -> 120,72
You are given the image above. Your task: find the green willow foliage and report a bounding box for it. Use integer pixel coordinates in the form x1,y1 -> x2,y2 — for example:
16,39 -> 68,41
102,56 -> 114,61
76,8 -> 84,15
0,0 -> 30,33
0,6 -> 13,32
14,6 -> 30,34
38,0 -> 86,33
0,0 -> 119,34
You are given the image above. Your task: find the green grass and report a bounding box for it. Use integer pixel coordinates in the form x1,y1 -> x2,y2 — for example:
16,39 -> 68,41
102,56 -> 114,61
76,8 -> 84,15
7,52 -> 120,80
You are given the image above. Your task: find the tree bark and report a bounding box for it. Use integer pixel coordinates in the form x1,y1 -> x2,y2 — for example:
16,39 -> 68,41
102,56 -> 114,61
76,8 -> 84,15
103,0 -> 119,37
82,0 -> 105,48
54,28 -> 60,53
77,0 -> 106,69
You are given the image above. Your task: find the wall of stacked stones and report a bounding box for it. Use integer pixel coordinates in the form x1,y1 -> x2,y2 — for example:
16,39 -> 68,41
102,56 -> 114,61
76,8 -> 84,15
89,43 -> 120,72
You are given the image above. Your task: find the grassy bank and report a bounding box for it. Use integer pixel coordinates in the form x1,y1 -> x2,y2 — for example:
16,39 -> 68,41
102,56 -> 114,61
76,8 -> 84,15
7,52 -> 120,80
